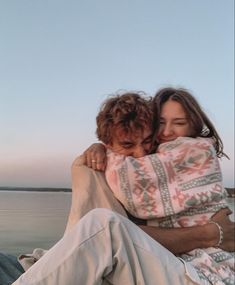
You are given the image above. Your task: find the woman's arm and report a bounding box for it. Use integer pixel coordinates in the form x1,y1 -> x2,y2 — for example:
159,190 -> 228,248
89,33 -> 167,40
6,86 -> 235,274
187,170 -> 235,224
210,207 -> 235,252
66,156 -> 235,253
139,208 -> 234,254
68,147 -> 235,254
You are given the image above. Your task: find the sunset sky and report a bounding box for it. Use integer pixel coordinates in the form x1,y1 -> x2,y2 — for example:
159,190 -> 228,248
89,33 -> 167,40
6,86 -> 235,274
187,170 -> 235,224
0,0 -> 234,188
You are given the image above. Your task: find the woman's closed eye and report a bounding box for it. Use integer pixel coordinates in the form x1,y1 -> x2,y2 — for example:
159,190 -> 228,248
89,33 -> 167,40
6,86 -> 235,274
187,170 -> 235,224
174,122 -> 188,126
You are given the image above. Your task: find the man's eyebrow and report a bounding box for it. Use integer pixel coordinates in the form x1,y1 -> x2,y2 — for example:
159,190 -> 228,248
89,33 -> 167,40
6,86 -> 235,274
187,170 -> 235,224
118,140 -> 133,145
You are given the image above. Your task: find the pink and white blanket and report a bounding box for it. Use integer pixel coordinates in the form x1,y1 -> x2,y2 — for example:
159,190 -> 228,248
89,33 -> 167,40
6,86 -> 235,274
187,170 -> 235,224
106,137 -> 234,284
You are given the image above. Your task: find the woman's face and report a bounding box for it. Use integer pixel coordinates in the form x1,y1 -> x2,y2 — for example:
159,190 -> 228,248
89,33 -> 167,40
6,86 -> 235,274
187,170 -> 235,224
157,100 -> 192,144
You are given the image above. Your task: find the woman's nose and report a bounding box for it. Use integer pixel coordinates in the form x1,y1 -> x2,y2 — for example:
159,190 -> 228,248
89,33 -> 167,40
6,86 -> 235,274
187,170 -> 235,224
162,124 -> 173,136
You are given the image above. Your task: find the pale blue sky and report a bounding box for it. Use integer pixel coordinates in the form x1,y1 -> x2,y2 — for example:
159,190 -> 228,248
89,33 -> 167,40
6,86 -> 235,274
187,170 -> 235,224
0,0 -> 234,188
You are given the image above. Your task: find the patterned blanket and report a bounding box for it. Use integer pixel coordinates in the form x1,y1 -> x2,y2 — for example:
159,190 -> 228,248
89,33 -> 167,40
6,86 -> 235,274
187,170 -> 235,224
106,137 -> 234,285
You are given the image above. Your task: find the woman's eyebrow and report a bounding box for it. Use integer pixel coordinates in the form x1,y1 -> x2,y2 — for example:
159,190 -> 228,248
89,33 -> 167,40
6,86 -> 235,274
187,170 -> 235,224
159,117 -> 187,121
173,118 -> 188,121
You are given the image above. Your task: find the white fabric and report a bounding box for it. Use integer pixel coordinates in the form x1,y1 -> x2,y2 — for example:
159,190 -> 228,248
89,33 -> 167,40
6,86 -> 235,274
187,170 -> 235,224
13,209 -> 206,285
18,164 -> 128,272
65,162 -> 127,233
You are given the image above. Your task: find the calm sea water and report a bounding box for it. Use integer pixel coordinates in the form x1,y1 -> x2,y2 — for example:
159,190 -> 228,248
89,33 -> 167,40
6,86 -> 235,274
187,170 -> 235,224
0,191 -> 234,256
0,191 -> 71,255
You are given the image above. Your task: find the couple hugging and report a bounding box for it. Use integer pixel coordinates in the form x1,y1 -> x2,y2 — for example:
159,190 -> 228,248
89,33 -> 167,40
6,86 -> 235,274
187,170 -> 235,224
14,87 -> 234,285
78,87 -> 234,284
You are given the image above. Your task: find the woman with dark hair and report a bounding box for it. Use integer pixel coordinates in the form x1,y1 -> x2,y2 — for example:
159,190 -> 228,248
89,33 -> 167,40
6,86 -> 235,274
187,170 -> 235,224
104,87 -> 234,284
153,87 -> 225,157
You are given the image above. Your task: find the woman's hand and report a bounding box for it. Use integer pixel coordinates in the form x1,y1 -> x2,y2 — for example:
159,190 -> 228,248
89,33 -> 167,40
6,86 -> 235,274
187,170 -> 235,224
211,208 -> 235,251
81,143 -> 107,171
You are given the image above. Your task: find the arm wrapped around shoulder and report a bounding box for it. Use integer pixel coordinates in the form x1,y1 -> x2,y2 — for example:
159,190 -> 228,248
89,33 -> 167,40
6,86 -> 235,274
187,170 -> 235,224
105,137 -> 228,225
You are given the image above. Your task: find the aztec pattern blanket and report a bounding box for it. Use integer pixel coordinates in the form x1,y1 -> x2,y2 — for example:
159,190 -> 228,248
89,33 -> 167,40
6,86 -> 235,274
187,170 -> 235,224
106,137 -> 234,285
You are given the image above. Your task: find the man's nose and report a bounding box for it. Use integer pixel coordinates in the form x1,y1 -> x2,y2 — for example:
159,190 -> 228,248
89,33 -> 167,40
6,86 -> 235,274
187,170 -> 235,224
133,146 -> 146,158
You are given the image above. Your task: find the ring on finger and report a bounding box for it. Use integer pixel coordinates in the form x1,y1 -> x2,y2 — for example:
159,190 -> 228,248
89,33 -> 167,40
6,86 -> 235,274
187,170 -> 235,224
91,160 -> 103,164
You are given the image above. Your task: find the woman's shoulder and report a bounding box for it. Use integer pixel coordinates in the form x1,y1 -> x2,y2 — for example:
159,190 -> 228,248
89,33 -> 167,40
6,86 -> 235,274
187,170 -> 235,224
176,136 -> 213,144
158,136 -> 215,153
163,136 -> 214,145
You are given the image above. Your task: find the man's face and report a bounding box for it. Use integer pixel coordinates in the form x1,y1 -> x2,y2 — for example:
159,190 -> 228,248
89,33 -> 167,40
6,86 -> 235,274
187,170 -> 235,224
107,126 -> 153,158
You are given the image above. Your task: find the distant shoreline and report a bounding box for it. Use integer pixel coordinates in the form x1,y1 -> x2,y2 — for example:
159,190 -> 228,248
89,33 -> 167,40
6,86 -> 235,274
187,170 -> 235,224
226,188 -> 235,198
0,186 -> 234,197
0,187 -> 72,192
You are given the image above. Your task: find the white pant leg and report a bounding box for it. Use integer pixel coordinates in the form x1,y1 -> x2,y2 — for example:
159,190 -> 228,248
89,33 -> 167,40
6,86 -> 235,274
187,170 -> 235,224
19,164 -> 127,271
65,164 -> 127,233
13,209 -> 202,285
